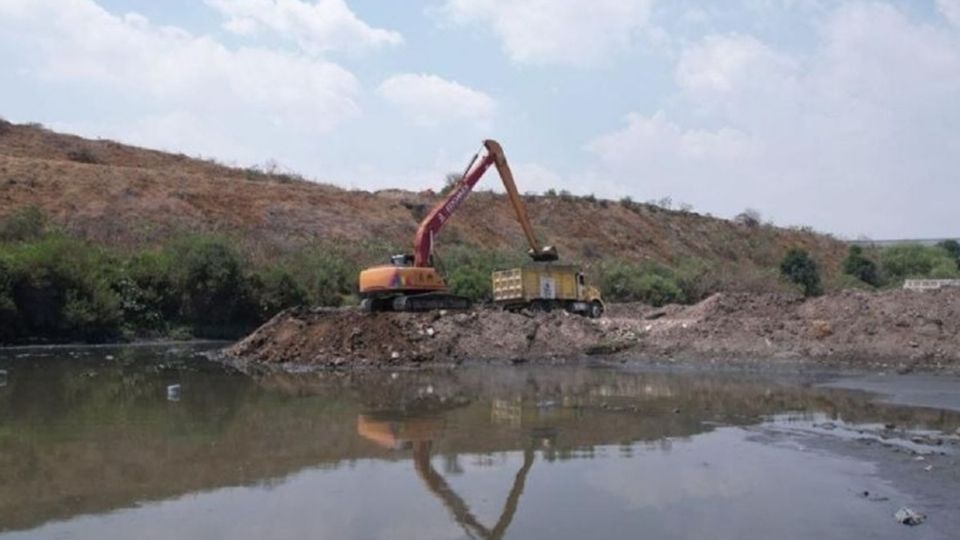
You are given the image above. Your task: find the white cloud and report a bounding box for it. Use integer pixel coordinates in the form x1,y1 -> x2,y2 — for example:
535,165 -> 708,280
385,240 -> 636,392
584,112 -> 761,211
676,34 -> 797,98
0,0 -> 360,159
205,0 -> 403,54
585,2 -> 960,237
439,0 -> 654,66
377,73 -> 496,127
939,0 -> 960,27
589,112 -> 760,164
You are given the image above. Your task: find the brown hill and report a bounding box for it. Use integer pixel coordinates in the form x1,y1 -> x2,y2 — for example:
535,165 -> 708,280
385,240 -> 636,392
0,120 -> 846,277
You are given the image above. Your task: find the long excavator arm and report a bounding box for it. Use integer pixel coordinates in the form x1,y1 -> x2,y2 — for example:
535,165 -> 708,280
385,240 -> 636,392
412,139 -> 558,268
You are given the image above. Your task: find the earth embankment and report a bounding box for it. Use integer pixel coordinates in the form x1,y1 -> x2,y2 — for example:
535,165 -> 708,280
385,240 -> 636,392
226,289 -> 960,371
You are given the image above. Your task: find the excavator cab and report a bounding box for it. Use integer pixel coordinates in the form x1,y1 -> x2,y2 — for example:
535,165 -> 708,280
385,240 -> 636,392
390,254 -> 415,267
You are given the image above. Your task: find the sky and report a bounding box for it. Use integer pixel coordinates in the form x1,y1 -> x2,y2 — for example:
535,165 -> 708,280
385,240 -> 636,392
1,0 -> 958,239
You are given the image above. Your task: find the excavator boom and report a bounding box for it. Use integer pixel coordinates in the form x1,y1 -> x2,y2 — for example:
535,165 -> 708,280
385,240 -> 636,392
412,140 -> 557,267
483,140 -> 558,262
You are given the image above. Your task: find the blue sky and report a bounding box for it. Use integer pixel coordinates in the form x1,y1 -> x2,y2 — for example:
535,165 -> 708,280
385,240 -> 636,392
1,0 -> 959,239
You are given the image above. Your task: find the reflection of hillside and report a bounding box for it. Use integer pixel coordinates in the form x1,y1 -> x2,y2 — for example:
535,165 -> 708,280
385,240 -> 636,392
1,360 -> 958,534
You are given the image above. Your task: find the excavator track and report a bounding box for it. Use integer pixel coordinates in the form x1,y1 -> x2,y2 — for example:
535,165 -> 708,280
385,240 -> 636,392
361,293 -> 472,313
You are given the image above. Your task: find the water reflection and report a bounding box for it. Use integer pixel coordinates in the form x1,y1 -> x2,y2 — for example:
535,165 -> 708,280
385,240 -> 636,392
358,414 -> 536,540
0,346 -> 958,539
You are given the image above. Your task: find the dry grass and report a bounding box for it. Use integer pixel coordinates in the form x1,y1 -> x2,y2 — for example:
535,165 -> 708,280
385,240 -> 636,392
0,122 -> 848,273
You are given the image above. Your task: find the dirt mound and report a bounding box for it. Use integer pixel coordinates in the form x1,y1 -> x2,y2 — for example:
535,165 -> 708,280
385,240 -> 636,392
227,306 -> 604,368
227,289 -> 960,371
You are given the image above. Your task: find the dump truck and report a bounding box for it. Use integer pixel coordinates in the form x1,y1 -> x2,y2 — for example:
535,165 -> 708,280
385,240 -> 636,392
493,263 -> 604,318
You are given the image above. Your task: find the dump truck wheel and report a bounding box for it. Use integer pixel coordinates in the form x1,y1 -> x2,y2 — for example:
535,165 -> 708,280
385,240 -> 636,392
588,301 -> 604,319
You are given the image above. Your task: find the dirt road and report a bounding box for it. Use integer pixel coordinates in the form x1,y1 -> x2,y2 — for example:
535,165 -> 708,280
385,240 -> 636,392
225,288 -> 960,371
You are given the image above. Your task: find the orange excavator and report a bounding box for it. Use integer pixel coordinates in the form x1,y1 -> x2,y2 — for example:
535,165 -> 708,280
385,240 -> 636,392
359,140 -> 558,312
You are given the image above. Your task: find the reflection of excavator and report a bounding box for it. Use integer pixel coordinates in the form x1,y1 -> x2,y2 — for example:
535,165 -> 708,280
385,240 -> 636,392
359,140 -> 601,313
357,414 -> 538,540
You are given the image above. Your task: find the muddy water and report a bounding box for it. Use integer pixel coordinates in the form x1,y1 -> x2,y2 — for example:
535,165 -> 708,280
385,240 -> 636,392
1,345 -> 958,539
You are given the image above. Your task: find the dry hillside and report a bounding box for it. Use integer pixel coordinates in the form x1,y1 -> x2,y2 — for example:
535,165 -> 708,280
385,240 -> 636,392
0,120 -> 846,274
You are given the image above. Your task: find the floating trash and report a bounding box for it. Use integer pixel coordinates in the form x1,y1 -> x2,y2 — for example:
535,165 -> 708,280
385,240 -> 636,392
167,384 -> 182,402
0,369 -> 7,388
894,507 -> 926,526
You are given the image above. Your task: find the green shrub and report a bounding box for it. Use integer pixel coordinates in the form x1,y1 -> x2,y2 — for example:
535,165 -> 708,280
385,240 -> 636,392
672,258 -> 718,303
446,265 -> 491,301
879,244 -> 957,282
4,235 -> 122,341
288,245 -> 360,307
0,256 -> 19,341
439,245 -> 522,301
599,260 -> 684,306
633,273 -> 683,307
164,235 -> 246,325
116,250 -> 178,332
842,245 -> 880,287
0,206 -> 48,242
249,266 -> 308,318
930,259 -> 960,279
780,248 -> 822,297
828,272 -> 875,291
938,239 -> 960,268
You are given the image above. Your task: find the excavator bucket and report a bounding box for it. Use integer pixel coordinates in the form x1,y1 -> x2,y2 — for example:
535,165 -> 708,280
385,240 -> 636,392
529,245 -> 559,262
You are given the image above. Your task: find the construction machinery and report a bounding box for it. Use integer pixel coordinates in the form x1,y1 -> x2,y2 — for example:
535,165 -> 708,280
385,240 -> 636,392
358,139 -> 602,316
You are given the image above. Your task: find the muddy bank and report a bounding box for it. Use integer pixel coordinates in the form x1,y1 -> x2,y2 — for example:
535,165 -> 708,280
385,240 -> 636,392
225,289 -> 960,370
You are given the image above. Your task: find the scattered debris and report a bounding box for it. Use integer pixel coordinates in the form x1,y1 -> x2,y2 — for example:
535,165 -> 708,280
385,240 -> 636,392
894,507 -> 926,526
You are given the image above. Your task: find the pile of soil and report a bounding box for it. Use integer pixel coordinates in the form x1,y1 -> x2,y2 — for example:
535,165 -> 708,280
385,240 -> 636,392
227,306 -> 603,369
608,289 -> 960,368
225,289 -> 960,370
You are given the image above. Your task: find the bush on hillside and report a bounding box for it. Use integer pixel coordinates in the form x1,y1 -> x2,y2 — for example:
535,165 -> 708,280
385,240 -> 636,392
0,256 -> 18,341
780,248 -> 822,297
66,148 -> 102,164
439,246 -> 523,301
842,245 -> 880,287
880,244 -> 959,282
439,173 -> 462,197
598,260 -> 684,306
248,266 -> 308,319
938,239 -> 960,268
116,250 -> 179,332
734,208 -> 762,228
0,206 -> 48,242
3,235 -> 123,341
286,244 -> 360,307
164,235 -> 247,326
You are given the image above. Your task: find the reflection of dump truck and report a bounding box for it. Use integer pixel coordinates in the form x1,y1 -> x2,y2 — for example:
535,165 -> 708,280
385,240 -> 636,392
493,263 -> 604,318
